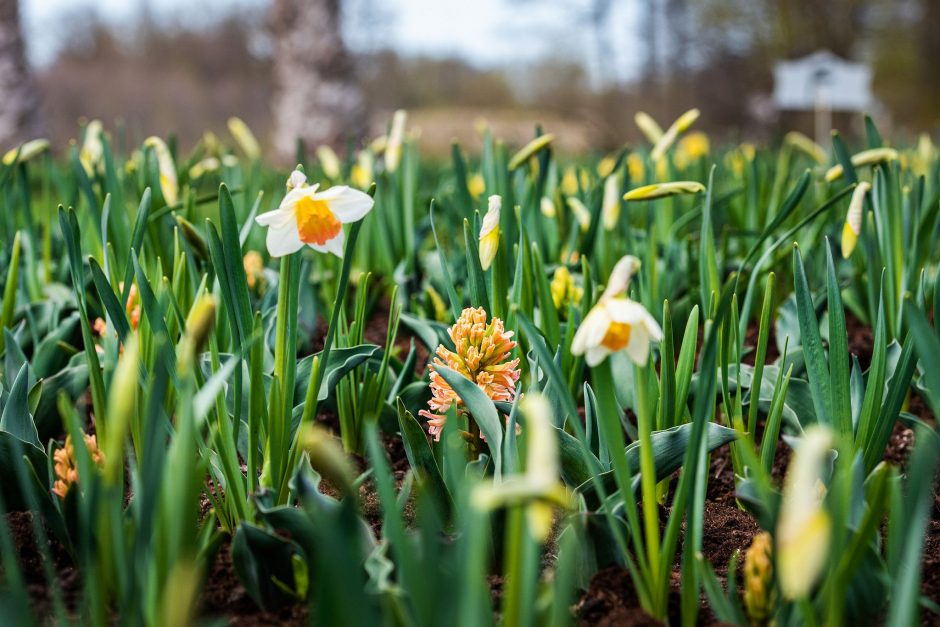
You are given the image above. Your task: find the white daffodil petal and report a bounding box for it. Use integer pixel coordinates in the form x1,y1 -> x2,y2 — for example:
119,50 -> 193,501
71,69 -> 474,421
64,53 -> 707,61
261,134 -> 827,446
255,207 -> 294,228
313,186 -> 374,222
625,326 -> 651,366
310,228 -> 346,258
266,225 -> 304,257
604,298 -> 646,325
641,309 -> 664,342
585,345 -> 611,367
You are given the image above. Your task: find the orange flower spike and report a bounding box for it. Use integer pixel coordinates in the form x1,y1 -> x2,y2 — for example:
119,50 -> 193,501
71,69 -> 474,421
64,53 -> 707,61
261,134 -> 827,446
420,307 -> 521,440
52,433 -> 105,499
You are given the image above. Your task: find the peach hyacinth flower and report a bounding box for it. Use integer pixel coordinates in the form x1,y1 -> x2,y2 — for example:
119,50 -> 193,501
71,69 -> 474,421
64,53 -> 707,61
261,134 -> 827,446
419,307 -> 521,440
53,433 -> 105,499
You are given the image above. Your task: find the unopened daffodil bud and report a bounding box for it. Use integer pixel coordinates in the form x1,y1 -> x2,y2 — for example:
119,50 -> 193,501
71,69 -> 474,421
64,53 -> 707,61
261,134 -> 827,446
841,182 -> 870,258
623,181 -> 705,201
561,168 -> 579,195
508,134 -> 554,171
467,173 -> 485,199
785,131 -> 827,164
316,144 -> 342,179
350,150 -> 374,190
478,195 -> 501,271
825,147 -> 898,182
2,138 -> 49,165
566,197 -> 591,232
144,136 -> 179,205
471,393 -> 574,542
597,155 -> 616,178
384,109 -> 407,172
743,531 -> 775,624
227,116 -> 261,160
540,196 -> 556,218
602,174 -> 621,231
179,294 -> 217,372
634,111 -> 664,144
79,120 -> 105,176
651,108 -> 700,162
188,157 -> 221,180
300,424 -> 357,498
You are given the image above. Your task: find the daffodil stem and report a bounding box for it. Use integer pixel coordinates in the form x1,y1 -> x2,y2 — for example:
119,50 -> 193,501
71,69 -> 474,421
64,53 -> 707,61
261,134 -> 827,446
277,219 -> 365,502
268,254 -> 297,491
502,506 -> 536,627
634,361 -> 662,607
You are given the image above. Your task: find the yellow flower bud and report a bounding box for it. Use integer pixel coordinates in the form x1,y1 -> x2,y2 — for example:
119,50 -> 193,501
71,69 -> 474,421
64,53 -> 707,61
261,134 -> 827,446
2,138 -> 50,165
841,182 -> 870,258
825,147 -> 898,182
227,116 -> 261,160
623,181 -> 705,202
478,195 -> 502,271
508,134 -> 554,171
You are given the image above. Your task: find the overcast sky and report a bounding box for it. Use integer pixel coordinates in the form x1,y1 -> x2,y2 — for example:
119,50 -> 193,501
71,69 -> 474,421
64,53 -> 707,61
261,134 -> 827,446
22,0 -> 645,82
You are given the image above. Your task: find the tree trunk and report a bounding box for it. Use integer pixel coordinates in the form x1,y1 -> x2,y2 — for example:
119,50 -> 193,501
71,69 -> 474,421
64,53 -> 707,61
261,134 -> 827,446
270,0 -> 367,163
0,0 -> 43,148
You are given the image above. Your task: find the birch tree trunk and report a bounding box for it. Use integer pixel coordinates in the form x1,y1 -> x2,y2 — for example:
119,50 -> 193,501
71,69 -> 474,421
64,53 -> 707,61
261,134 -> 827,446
0,0 -> 43,148
270,0 -> 367,162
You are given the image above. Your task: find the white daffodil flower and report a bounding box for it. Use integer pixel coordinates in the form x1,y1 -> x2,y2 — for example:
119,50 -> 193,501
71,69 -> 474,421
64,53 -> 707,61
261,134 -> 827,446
571,256 -> 663,367
256,172 -> 374,258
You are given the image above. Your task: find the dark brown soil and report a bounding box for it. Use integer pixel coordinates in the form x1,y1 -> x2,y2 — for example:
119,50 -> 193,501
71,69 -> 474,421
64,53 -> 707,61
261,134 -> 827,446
200,538 -> 309,626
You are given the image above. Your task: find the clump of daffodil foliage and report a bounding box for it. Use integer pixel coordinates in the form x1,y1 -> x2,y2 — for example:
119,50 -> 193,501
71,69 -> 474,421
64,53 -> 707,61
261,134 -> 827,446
0,110 -> 936,627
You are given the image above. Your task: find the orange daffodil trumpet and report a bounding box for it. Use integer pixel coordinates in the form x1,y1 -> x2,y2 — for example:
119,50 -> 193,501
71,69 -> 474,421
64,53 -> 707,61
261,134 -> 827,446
256,169 -> 374,258
841,182 -> 870,258
478,195 -> 501,271
571,255 -> 663,367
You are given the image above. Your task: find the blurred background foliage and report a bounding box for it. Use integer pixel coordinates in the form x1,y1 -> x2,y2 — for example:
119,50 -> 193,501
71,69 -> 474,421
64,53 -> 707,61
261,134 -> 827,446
4,0 -> 939,157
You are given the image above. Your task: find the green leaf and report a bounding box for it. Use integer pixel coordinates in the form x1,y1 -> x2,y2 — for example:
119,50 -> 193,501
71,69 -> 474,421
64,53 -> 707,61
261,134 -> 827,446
825,244 -> 852,436
396,401 -> 452,519
792,246 -> 832,424
581,422 -> 738,503
88,256 -> 131,343
554,425 -> 602,488
462,218 -> 490,313
0,366 -> 41,449
232,522 -> 305,611
294,344 -> 382,404
434,364 -> 503,479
